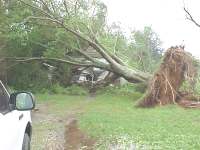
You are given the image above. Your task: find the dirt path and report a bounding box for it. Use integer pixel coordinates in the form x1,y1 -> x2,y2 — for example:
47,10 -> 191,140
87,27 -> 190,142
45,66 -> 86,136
32,102 -> 65,149
64,114 -> 96,150
31,96 -> 96,150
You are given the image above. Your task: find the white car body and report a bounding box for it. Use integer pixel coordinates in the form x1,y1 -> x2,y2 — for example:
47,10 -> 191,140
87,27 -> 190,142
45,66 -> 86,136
0,81 -> 33,150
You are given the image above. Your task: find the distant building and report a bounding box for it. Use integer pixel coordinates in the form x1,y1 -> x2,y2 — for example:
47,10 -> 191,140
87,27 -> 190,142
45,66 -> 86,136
70,46 -> 110,84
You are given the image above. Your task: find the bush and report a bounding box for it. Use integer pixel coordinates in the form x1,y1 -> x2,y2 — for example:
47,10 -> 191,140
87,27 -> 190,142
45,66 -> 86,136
7,63 -> 50,92
49,84 -> 88,95
134,83 -> 148,93
180,79 -> 200,95
96,84 -> 143,100
194,79 -> 200,95
65,85 -> 88,95
49,83 -> 65,94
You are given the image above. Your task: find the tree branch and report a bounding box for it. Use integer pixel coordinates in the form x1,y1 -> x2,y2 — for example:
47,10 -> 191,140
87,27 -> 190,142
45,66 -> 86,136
0,57 -> 91,66
94,38 -> 126,65
26,18 -> 118,66
20,0 -> 119,67
17,0 -> 149,83
0,57 -> 112,71
184,7 -> 200,28
74,48 -> 97,62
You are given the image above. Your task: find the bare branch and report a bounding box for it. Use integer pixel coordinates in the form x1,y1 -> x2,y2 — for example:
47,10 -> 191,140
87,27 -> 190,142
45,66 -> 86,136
184,7 -> 200,28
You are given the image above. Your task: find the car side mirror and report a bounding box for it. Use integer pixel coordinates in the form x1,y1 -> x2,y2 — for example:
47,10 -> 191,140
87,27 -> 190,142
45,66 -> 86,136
10,92 -> 35,111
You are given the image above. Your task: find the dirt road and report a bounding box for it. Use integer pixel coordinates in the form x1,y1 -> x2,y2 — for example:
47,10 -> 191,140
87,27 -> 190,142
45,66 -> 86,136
31,96 -> 96,150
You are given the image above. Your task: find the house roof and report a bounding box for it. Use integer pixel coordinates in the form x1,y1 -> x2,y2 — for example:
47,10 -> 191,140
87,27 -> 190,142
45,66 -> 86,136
85,46 -> 102,58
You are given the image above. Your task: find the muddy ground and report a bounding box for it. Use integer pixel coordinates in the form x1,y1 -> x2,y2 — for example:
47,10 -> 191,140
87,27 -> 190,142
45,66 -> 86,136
31,96 -> 96,150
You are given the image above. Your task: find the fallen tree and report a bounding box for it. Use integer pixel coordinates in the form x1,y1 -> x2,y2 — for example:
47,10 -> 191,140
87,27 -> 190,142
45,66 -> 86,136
2,1 -> 200,108
5,47 -> 199,108
0,0 -> 150,84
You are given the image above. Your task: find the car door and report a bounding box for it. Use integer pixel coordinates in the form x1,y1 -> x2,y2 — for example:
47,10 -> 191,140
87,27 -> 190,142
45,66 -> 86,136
0,110 -> 22,150
0,82 -> 22,150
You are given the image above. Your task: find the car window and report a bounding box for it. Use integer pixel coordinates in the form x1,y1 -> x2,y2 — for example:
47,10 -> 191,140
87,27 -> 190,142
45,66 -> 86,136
0,83 -> 9,113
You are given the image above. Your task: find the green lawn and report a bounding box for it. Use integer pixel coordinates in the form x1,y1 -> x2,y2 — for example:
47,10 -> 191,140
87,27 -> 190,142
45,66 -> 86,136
34,93 -> 200,149
79,93 -> 200,149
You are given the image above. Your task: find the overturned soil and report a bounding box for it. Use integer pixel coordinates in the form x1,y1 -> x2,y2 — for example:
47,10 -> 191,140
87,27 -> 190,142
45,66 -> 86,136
138,46 -> 198,107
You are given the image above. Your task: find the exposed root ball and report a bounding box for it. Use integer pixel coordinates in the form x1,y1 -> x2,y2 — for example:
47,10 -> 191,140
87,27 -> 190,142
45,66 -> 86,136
138,46 -> 197,107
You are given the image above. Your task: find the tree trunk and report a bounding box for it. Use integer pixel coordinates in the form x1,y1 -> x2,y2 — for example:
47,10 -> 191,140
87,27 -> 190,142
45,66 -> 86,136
112,65 -> 150,83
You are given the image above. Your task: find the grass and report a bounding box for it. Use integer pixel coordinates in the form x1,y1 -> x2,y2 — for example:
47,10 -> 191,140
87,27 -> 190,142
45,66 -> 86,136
32,93 -> 200,149
78,93 -> 200,149
35,94 -> 86,115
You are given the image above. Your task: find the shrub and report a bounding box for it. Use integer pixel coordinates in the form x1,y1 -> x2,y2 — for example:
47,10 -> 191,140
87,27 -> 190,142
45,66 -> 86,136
49,84 -> 88,95
49,83 -> 66,94
65,85 -> 88,95
96,84 -> 143,100
194,79 -> 200,95
134,83 -> 148,93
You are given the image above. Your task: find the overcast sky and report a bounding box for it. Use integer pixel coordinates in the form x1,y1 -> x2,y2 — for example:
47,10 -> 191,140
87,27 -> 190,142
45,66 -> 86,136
102,0 -> 200,58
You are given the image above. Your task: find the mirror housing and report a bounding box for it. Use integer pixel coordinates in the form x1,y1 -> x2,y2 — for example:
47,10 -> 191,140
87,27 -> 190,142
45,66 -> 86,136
9,92 -> 35,111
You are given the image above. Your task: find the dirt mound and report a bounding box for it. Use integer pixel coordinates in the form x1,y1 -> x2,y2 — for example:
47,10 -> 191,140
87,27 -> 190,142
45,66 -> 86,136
138,46 -> 198,107
64,118 -> 96,150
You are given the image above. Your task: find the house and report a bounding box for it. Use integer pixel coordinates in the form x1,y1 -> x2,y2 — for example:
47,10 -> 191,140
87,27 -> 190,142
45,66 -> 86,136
70,47 -> 110,84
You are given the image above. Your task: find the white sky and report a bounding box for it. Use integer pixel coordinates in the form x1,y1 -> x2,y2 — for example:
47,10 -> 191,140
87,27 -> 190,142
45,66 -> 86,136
102,0 -> 200,58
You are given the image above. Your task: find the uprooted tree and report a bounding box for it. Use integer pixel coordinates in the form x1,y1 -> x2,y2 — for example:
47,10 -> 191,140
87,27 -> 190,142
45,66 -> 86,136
138,46 -> 198,107
138,6 -> 200,107
1,0 -> 200,108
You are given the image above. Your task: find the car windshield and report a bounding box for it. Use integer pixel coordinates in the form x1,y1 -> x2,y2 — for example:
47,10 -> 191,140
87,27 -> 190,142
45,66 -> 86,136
0,82 -> 9,113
